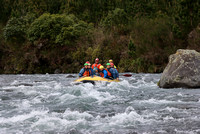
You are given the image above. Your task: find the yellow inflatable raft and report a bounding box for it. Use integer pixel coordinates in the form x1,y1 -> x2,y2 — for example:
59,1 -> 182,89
74,76 -> 120,84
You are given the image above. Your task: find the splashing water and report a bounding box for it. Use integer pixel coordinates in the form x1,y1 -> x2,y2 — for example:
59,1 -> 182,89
0,74 -> 200,134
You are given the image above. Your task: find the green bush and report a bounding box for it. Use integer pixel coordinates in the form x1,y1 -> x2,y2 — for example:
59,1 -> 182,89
3,13 -> 36,42
56,20 -> 93,45
119,58 -> 154,73
101,8 -> 128,29
187,23 -> 200,51
3,17 -> 27,42
131,16 -> 174,60
128,40 -> 136,58
28,13 -> 93,45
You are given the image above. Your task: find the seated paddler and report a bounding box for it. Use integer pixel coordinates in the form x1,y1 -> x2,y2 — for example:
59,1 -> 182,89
92,58 -> 101,76
99,66 -> 108,78
109,59 -> 117,69
87,62 -> 94,75
106,63 -> 116,80
110,63 -> 119,80
79,63 -> 94,77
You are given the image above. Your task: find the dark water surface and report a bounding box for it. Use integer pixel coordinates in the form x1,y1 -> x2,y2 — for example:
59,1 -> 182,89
0,74 -> 200,134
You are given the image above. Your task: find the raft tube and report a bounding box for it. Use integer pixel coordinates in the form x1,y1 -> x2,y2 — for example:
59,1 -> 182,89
74,76 -> 120,84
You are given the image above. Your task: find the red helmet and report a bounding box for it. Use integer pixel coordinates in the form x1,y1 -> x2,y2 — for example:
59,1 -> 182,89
86,61 -> 90,64
95,58 -> 99,61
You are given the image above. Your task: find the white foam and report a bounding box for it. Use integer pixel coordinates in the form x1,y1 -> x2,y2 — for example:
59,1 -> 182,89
31,97 -> 42,104
67,84 -> 115,104
49,92 -> 61,96
11,80 -> 19,85
32,116 -> 69,131
177,92 -> 183,97
85,89 -> 115,104
54,83 -> 62,89
174,129 -> 197,134
23,90 -> 38,96
141,110 -> 158,120
125,106 -> 135,114
156,130 -> 168,133
2,85 -> 22,90
189,116 -> 200,121
130,75 -> 158,89
20,100 -> 31,108
0,110 -> 48,124
108,80 -> 130,87
163,116 -> 174,121
91,106 -> 149,131
31,109 -> 93,131
137,98 -> 175,104
63,109 -> 93,120
36,84 -> 52,89
109,110 -> 143,125
165,107 -> 179,112
59,93 -> 76,101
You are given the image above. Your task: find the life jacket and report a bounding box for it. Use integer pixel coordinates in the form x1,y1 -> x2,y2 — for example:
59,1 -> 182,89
105,68 -> 112,77
99,70 -> 104,77
92,63 -> 101,69
82,68 -> 92,77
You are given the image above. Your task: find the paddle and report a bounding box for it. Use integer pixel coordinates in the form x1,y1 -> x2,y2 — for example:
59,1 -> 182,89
122,74 -> 132,77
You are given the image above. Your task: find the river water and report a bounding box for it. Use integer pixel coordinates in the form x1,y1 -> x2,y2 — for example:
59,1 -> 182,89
0,74 -> 200,134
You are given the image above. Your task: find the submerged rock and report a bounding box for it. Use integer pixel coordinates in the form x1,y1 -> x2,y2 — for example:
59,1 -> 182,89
159,49 -> 200,88
66,74 -> 76,78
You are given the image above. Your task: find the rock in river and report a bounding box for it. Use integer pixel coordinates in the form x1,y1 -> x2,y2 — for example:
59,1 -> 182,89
159,49 -> 200,88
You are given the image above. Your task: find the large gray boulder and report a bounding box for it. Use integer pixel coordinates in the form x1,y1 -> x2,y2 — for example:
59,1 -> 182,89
159,49 -> 200,88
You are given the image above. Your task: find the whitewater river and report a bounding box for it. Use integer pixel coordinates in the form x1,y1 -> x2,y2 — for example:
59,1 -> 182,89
0,74 -> 200,134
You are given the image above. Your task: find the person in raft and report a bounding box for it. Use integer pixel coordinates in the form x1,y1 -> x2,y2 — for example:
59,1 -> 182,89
99,66 -> 108,78
86,61 -> 91,68
87,62 -> 93,75
109,59 -> 117,69
110,63 -> 119,80
106,63 -> 116,80
79,63 -> 94,77
92,58 -> 101,76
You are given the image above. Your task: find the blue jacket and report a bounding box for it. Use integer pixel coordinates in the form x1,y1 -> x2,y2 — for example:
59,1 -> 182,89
89,68 -> 94,76
116,69 -> 119,78
112,67 -> 119,78
79,68 -> 94,77
101,69 -> 108,78
107,68 -> 116,79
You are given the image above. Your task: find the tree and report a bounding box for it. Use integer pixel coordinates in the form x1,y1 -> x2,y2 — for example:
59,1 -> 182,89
28,13 -> 93,45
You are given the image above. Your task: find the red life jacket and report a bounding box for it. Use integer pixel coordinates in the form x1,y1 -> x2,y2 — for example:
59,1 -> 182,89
105,69 -> 112,77
83,70 -> 90,76
100,69 -> 112,78
82,68 -> 91,76
92,63 -> 101,69
100,71 -> 104,77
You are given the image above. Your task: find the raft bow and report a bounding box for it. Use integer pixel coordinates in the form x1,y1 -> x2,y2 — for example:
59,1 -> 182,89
74,76 -> 120,84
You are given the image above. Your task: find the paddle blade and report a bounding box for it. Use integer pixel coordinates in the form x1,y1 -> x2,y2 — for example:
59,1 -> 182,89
123,74 -> 132,77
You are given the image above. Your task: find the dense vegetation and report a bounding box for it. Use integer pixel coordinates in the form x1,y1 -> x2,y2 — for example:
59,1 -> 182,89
0,0 -> 200,74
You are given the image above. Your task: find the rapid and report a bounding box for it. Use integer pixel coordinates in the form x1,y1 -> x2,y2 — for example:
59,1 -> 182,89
0,74 -> 200,134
